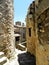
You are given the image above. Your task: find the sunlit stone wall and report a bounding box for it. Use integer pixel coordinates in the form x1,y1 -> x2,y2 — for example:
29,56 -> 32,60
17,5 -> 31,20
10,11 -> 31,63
26,1 -> 36,56
0,0 -> 15,59
35,0 -> 49,65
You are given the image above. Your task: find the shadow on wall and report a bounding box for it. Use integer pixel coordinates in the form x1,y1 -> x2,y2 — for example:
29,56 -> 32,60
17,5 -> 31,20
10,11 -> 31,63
18,52 -> 36,65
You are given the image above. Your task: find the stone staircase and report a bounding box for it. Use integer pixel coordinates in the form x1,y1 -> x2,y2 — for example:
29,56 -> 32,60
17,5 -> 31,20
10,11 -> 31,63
0,52 -> 7,65
16,42 -> 26,51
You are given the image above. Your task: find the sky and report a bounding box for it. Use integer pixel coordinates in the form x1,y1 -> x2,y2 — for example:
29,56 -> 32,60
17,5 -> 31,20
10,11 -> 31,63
14,0 -> 34,25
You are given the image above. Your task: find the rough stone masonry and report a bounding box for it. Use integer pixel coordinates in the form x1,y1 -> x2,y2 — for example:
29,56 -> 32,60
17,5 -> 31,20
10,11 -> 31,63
26,0 -> 49,65
36,0 -> 49,65
0,0 -> 15,59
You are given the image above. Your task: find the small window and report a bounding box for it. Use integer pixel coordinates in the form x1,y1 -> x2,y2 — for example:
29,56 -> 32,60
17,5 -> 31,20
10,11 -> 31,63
28,28 -> 31,37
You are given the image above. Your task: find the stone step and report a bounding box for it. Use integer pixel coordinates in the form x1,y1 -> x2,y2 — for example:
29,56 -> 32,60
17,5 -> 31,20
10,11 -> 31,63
0,57 -> 7,65
0,52 -> 7,65
0,52 -> 4,58
0,52 -> 4,55
16,43 -> 26,51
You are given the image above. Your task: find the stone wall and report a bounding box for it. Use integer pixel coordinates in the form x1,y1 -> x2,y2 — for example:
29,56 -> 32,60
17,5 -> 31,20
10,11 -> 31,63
0,0 -> 15,59
26,1 -> 36,55
35,0 -> 49,65
26,0 -> 49,65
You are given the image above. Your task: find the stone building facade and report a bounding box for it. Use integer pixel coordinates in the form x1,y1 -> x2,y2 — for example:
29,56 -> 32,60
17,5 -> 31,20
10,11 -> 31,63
26,1 -> 36,55
15,21 -> 21,26
14,22 -> 26,44
0,0 -> 15,59
36,0 -> 49,65
26,0 -> 49,65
